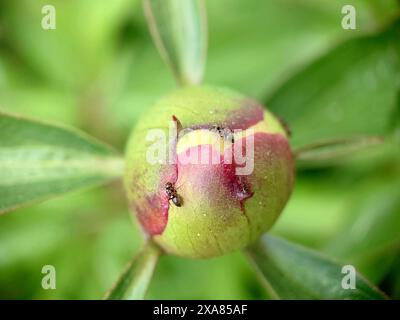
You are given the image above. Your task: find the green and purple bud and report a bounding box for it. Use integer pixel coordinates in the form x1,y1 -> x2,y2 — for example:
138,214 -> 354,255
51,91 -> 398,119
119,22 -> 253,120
124,86 -> 294,258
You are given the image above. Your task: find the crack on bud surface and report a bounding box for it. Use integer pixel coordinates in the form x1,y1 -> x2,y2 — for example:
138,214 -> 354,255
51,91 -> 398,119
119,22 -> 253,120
221,161 -> 254,213
233,178 -> 254,211
277,116 -> 292,137
172,115 -> 183,132
154,115 -> 183,232
132,116 -> 183,236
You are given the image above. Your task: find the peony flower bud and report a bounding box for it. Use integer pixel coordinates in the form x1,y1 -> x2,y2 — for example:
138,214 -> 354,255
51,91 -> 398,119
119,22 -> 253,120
124,86 -> 294,258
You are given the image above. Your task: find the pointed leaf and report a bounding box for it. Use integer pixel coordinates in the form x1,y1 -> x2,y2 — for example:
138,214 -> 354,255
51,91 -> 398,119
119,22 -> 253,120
324,179 -> 400,281
0,111 -> 123,214
266,20 -> 400,149
246,234 -> 387,300
105,242 -> 161,300
294,136 -> 384,166
143,0 -> 207,85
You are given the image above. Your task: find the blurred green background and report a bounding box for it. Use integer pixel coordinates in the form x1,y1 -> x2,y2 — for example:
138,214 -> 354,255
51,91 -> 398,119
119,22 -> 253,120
0,0 -> 399,299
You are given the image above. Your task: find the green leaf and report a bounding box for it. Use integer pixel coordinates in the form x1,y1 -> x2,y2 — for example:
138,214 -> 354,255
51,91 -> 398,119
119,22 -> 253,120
105,241 -> 161,300
207,0 -> 399,99
323,179 -> 400,282
266,19 -> 400,150
0,0 -> 136,89
294,136 -> 384,167
143,0 -> 207,85
246,234 -> 387,300
0,111 -> 123,214
102,1 -> 399,137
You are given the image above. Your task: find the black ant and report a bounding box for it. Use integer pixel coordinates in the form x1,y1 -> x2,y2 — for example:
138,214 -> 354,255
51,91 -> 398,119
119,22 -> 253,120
210,125 -> 235,143
165,182 -> 182,207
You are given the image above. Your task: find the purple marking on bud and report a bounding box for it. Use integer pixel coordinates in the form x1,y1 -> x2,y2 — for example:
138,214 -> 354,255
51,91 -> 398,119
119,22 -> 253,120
133,194 -> 169,236
222,101 -> 264,130
220,143 -> 254,212
175,140 -> 255,216
188,103 -> 264,131
132,116 -> 183,236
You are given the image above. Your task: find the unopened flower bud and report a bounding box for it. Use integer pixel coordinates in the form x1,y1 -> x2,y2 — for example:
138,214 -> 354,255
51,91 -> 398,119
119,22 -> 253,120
125,86 -> 294,258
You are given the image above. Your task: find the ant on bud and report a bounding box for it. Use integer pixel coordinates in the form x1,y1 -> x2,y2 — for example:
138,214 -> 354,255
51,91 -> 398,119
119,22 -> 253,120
165,182 -> 182,207
210,125 -> 235,143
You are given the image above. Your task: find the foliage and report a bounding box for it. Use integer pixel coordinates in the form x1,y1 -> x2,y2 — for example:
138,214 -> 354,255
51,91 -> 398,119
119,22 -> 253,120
0,0 -> 399,299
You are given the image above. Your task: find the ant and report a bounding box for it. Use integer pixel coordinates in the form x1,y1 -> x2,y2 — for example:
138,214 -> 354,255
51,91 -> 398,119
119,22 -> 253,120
165,182 -> 182,207
210,125 -> 235,143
